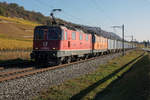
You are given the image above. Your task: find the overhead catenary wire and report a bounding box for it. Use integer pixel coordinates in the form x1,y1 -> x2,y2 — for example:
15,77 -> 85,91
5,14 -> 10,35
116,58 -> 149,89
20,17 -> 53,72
62,10 -> 94,26
31,0 -> 51,13
32,0 -> 55,16
89,0 -> 114,26
34,0 -> 54,9
33,0 -> 94,26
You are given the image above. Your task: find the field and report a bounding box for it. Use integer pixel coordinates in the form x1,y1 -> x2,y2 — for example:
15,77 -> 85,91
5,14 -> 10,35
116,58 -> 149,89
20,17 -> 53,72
0,16 -> 39,50
0,51 -> 31,62
34,50 -> 144,100
0,37 -> 32,50
0,16 -> 39,26
0,16 -> 39,60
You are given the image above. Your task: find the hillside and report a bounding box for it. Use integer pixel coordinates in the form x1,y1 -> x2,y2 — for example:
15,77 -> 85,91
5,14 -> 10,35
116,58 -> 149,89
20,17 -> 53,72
0,16 -> 38,50
0,2 -> 49,24
0,15 -> 39,39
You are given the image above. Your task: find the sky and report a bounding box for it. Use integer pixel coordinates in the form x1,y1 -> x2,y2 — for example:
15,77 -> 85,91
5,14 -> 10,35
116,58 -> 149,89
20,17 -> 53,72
0,0 -> 150,42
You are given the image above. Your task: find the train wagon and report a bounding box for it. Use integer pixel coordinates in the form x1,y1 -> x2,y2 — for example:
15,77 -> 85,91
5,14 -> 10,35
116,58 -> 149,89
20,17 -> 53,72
108,39 -> 116,52
93,34 -> 108,55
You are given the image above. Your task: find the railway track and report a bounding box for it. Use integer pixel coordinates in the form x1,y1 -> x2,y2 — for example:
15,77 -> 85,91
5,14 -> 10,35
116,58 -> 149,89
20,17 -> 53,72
0,67 -> 34,77
0,53 -> 112,83
0,50 -> 137,83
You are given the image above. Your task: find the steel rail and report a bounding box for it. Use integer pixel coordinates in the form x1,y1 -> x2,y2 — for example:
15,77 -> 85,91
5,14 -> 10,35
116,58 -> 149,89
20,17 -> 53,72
0,67 -> 34,77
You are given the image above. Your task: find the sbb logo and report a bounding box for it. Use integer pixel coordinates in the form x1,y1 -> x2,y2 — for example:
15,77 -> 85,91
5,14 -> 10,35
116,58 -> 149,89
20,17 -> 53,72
43,42 -> 48,47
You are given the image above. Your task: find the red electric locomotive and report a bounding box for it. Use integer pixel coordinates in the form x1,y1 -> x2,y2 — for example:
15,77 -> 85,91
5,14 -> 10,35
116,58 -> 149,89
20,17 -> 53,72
30,25 -> 92,65
31,10 -> 110,65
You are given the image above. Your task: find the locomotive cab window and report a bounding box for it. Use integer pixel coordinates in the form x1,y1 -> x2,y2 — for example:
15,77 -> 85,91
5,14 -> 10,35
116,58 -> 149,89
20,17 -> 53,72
79,33 -> 83,40
72,32 -> 76,40
48,28 -> 61,40
86,34 -> 88,41
65,31 -> 67,40
34,28 -> 44,40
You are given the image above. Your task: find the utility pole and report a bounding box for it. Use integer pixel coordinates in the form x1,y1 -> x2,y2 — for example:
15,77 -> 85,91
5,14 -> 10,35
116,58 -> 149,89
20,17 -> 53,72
122,24 -> 125,56
132,35 -> 133,48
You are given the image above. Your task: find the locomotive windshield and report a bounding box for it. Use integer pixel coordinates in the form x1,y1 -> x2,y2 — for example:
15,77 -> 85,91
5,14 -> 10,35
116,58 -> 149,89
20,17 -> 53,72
48,28 -> 61,40
34,28 -> 44,40
34,27 -> 63,40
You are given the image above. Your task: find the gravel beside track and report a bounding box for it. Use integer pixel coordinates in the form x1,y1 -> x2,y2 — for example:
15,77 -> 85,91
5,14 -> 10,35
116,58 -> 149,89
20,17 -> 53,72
0,52 -> 123,100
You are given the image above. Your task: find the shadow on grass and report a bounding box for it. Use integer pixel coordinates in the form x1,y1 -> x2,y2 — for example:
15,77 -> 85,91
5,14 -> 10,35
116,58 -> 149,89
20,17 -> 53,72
70,53 -> 145,100
94,54 -> 150,100
0,58 -> 34,68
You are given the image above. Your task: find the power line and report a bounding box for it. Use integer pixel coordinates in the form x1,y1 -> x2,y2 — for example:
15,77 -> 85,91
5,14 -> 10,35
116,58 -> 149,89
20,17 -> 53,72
35,0 -> 54,9
38,0 -> 54,9
32,0 -> 83,21
36,1 -> 94,25
63,11 -> 91,24
31,0 -> 50,13
32,0 -> 55,15
31,0 -> 105,26
89,0 -> 114,25
63,11 -> 81,21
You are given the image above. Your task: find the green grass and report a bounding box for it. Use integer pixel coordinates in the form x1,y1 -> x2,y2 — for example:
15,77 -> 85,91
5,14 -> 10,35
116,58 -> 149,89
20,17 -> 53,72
95,52 -> 150,100
34,50 -> 144,100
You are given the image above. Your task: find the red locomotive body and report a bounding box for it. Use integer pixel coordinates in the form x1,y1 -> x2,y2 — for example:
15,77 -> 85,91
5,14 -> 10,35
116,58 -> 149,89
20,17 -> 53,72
31,25 -> 92,65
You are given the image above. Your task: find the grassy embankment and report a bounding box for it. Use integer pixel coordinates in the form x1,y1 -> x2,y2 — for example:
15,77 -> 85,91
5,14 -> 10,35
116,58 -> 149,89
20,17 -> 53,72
0,16 -> 39,61
94,52 -> 150,100
34,50 -> 144,100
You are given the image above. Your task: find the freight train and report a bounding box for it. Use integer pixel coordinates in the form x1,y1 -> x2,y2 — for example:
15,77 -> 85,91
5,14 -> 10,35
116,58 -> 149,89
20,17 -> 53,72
30,25 -> 134,65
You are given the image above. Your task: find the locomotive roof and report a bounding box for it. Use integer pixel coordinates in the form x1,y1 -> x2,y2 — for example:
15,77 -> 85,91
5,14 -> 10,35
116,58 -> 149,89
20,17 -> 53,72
35,25 -> 89,34
35,25 -> 61,29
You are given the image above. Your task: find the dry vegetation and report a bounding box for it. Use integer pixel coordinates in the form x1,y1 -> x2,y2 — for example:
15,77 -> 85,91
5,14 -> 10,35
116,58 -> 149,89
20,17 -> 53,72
0,38 -> 32,50
0,37 -> 32,50
0,15 -> 37,50
0,51 -> 30,61
0,16 -> 39,26
0,16 -> 37,60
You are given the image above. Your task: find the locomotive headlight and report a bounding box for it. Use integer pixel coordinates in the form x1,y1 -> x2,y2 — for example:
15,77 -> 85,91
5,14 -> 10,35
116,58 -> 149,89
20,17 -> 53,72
53,53 -> 56,56
52,48 -> 56,50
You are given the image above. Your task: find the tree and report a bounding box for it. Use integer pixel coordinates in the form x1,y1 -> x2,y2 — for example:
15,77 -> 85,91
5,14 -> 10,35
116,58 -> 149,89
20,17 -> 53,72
0,7 -> 5,16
